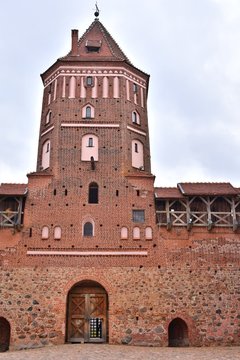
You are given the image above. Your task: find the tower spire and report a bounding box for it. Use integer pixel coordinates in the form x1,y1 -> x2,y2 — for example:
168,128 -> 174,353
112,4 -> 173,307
94,2 -> 100,19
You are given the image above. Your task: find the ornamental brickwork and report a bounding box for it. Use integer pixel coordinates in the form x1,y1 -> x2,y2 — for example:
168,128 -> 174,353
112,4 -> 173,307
0,16 -> 239,351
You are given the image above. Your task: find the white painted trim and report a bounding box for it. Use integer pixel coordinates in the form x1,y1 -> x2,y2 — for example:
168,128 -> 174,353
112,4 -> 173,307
127,126 -> 146,136
27,250 -> 148,256
61,123 -> 120,128
44,66 -> 147,88
41,126 -> 54,137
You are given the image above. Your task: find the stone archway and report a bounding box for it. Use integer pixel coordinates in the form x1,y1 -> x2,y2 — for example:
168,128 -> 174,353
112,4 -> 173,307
0,317 -> 10,352
168,317 -> 189,347
66,280 -> 108,344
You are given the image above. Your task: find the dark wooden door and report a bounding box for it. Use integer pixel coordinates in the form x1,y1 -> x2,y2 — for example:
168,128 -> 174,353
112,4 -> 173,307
68,293 -> 107,343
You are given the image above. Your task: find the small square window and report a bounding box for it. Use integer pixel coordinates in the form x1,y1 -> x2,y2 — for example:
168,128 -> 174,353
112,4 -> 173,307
132,210 -> 145,223
86,76 -> 93,86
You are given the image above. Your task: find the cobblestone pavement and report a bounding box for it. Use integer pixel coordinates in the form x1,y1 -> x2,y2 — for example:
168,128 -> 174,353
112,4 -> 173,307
0,344 -> 240,360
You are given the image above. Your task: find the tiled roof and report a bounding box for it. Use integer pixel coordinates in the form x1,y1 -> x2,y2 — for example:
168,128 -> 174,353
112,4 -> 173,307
63,19 -> 131,64
155,187 -> 184,199
155,183 -> 239,198
177,182 -> 238,196
0,183 -> 27,196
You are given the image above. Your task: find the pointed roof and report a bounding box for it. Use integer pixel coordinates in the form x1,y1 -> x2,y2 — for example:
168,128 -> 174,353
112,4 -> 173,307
62,19 -> 132,64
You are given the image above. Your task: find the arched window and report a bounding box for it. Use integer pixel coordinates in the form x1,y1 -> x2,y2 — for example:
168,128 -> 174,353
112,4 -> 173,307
132,140 -> 144,169
46,110 -> 52,124
81,134 -> 99,161
86,106 -> 91,118
41,226 -> 49,240
132,111 -> 140,124
54,226 -> 62,240
133,226 -> 140,240
41,140 -> 50,169
82,104 -> 95,119
83,221 -> 94,236
88,182 -> 99,204
121,227 -> 128,240
145,227 -> 153,240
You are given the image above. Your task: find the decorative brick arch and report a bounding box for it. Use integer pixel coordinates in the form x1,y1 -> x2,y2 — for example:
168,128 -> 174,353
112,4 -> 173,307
63,273 -> 114,297
64,274 -> 113,344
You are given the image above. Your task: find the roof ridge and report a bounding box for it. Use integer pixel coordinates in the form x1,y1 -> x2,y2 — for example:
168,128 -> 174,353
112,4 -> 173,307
178,181 -> 232,184
95,20 -> 131,63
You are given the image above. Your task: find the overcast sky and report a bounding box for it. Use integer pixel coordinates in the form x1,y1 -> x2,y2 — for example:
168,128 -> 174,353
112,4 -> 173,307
0,0 -> 240,187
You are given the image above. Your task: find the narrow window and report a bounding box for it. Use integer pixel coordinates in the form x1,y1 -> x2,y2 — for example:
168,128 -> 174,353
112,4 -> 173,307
132,210 -> 145,223
88,182 -> 99,204
41,140 -> 50,169
82,104 -> 94,119
133,226 -> 140,239
42,226 -> 49,240
83,222 -> 93,236
88,137 -> 93,147
86,76 -> 93,86
145,227 -> 153,240
46,110 -> 52,124
54,226 -> 62,240
133,83 -> 138,93
132,140 -> 144,169
132,111 -> 140,125
121,227 -> 128,239
132,111 -> 137,123
86,106 -> 91,118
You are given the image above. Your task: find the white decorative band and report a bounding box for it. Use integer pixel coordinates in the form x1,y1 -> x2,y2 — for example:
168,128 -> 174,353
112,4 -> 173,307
27,250 -> 148,256
127,126 -> 146,136
44,66 -> 147,88
61,123 -> 120,128
41,126 -> 54,137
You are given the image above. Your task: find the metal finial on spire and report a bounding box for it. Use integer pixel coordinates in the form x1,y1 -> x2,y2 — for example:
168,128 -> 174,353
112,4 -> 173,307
94,2 -> 100,18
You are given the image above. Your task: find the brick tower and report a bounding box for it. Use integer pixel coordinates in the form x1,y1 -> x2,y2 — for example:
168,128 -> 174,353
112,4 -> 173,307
0,11 -> 239,351
29,13 -> 156,253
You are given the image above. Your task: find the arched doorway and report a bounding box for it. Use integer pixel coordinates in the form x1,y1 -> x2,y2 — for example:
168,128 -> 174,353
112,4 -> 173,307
0,317 -> 10,352
66,280 -> 108,343
168,318 -> 189,347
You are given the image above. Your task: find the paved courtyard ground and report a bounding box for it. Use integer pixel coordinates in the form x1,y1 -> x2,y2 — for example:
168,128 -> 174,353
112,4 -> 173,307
0,344 -> 240,360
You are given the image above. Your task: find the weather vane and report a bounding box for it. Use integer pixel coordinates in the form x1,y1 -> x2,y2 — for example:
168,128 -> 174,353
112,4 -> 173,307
94,2 -> 100,18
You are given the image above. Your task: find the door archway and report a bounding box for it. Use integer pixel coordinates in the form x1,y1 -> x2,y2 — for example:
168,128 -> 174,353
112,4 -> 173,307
168,317 -> 189,347
0,317 -> 10,352
66,280 -> 108,343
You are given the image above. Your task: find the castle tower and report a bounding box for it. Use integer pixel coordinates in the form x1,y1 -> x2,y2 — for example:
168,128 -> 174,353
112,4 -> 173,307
26,14 -> 156,253
37,18 -> 151,178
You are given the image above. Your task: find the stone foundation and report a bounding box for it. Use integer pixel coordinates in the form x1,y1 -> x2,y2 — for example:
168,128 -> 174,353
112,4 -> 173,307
0,265 -> 239,350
